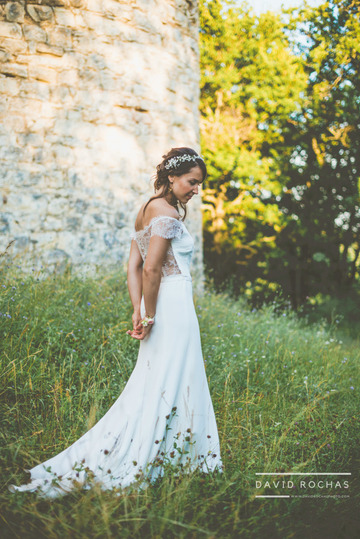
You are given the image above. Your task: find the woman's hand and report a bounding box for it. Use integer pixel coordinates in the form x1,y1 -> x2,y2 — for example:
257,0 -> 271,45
127,323 -> 153,340
126,310 -> 142,337
127,311 -> 154,340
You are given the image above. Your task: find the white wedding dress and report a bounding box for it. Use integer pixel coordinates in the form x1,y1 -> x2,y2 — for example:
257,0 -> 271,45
9,215 -> 223,498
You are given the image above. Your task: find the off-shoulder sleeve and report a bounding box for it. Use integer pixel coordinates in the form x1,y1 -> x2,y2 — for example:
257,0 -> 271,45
150,216 -> 184,240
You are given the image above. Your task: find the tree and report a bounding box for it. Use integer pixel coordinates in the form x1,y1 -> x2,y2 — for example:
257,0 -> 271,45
273,0 -> 360,307
200,0 -> 307,300
200,0 -> 360,308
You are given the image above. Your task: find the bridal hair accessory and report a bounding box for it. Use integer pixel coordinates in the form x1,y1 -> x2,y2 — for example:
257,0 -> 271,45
141,315 -> 155,327
164,154 -> 204,170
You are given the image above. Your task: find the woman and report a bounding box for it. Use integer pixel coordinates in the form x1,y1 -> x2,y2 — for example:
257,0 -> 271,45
9,147 -> 223,498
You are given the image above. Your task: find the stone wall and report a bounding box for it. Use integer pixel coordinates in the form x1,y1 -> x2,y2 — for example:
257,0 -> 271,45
0,0 -> 203,279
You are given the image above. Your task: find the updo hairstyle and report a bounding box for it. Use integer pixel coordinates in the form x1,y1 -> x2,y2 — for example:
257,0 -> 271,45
143,147 -> 207,219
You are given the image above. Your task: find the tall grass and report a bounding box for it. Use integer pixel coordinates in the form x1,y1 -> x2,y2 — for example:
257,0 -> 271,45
1,259 -> 359,538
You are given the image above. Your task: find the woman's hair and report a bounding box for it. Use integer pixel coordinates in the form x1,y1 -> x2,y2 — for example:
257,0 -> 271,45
143,147 -> 207,220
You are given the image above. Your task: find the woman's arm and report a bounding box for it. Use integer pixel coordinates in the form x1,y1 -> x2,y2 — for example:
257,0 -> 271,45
127,240 -> 143,332
142,235 -> 171,317
128,235 -> 170,340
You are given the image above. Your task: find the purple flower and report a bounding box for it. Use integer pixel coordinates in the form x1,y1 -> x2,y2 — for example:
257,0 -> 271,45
350,386 -> 354,390
87,302 -> 91,306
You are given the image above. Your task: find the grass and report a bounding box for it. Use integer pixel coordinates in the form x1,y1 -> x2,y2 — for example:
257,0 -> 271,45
0,259 -> 359,538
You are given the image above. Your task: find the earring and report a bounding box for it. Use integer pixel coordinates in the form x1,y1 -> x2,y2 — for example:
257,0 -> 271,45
169,183 -> 173,193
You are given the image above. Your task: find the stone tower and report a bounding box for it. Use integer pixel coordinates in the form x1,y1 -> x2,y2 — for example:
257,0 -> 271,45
0,0 -> 202,277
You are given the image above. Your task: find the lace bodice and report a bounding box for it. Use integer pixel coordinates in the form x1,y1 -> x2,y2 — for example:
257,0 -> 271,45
131,215 -> 194,279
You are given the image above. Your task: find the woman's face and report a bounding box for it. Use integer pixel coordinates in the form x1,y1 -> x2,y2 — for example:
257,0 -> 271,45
169,165 -> 204,204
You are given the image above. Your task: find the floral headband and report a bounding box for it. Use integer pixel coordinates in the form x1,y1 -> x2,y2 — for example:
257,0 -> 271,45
164,154 -> 204,170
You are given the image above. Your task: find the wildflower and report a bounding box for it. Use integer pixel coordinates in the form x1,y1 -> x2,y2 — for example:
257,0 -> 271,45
87,302 -> 91,306
350,386 -> 354,390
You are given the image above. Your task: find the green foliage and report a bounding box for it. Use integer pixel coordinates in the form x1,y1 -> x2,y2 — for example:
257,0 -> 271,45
200,0 -> 307,299
274,0 -> 360,306
1,265 -> 359,538
200,0 -> 360,309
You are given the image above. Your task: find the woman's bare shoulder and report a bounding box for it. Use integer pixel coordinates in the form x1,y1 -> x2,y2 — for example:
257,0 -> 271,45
144,198 -> 180,222
134,198 -> 179,231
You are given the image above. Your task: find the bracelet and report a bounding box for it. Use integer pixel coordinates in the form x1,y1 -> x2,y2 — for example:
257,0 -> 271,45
141,315 -> 155,327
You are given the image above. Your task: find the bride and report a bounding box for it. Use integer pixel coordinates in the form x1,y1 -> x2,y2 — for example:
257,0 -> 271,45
9,147 -> 223,498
